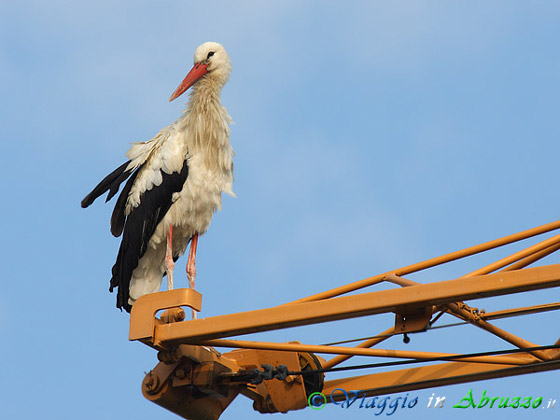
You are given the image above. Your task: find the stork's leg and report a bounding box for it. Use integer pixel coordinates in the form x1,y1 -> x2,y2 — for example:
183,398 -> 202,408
165,226 -> 175,291
187,233 -> 199,319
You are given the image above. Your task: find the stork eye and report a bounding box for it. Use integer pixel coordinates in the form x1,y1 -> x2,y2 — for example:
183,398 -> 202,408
207,51 -> 215,59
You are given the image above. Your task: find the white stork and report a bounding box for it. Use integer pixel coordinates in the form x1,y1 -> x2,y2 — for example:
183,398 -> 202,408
81,42 -> 234,314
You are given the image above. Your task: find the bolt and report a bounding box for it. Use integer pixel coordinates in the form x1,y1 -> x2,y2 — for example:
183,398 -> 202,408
144,372 -> 159,394
175,310 -> 185,322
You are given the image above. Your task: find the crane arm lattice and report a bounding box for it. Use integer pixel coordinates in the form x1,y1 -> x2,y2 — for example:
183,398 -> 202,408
129,219 -> 560,420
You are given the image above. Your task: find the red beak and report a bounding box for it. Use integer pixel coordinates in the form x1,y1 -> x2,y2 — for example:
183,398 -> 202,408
168,62 -> 209,102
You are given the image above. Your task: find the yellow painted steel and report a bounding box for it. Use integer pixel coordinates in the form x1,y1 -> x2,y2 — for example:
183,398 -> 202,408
128,219 -> 560,419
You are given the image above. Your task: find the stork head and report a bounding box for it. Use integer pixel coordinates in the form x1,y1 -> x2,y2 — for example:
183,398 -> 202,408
169,42 -> 231,102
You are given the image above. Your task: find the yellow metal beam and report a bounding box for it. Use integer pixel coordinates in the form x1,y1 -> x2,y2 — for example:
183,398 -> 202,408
145,264 -> 560,346
288,219 -> 560,303
322,356 -> 560,399
201,338 -> 538,366
483,302 -> 560,320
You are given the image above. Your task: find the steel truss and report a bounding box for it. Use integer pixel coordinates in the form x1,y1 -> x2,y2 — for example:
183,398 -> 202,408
129,220 -> 560,419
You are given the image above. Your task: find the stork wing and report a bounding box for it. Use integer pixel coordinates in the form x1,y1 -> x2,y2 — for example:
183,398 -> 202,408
82,148 -> 189,312
110,160 -> 189,312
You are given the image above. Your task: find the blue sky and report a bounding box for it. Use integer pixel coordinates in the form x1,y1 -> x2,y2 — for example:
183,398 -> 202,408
2,1 -> 560,419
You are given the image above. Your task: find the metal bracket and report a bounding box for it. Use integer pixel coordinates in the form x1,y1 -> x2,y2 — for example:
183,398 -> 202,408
395,306 -> 433,334
129,288 -> 202,344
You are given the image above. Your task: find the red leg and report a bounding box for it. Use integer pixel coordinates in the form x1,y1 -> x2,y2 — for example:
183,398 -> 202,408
186,233 -> 198,289
186,233 -> 198,319
165,225 -> 175,290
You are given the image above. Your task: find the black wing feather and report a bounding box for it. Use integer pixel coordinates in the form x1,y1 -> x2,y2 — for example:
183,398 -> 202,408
81,161 -> 133,208
110,161 -> 189,312
110,169 -> 140,237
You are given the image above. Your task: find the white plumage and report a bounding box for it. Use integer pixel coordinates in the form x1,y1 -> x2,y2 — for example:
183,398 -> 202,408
82,42 -> 234,313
